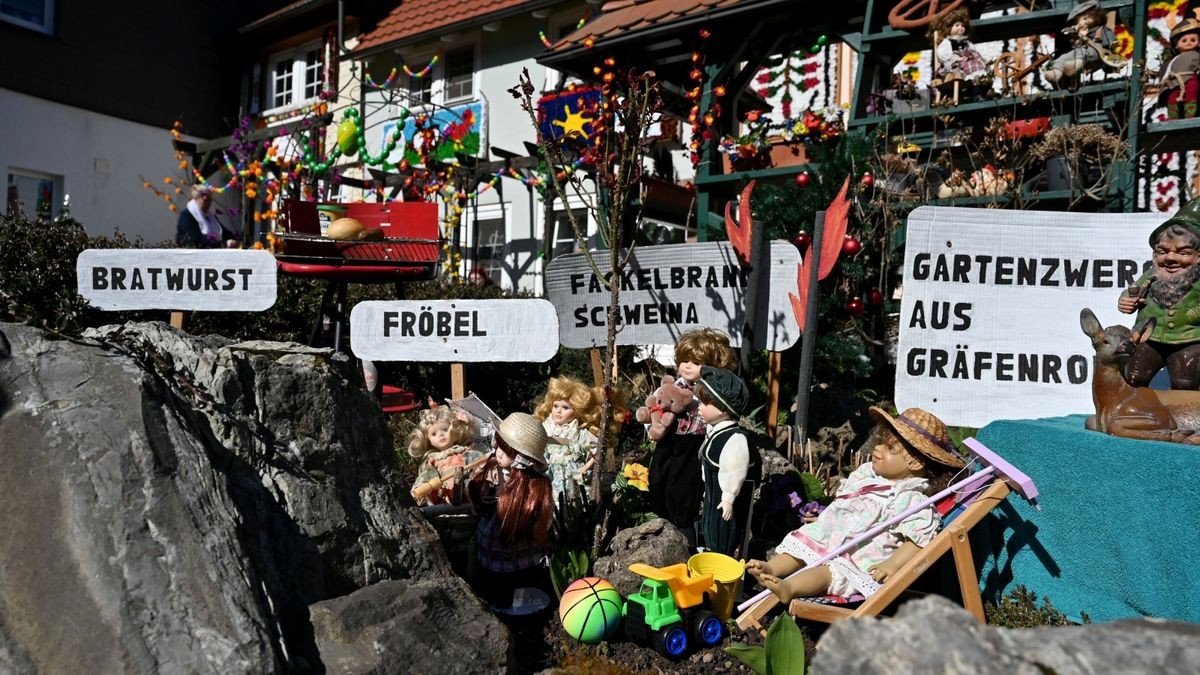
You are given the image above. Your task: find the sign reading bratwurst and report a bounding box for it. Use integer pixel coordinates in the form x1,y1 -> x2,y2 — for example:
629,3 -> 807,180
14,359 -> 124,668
350,299 -> 560,362
77,249 -> 277,311
545,241 -> 802,349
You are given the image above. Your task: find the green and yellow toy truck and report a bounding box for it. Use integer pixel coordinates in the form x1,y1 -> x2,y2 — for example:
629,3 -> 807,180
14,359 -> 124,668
622,563 -> 725,658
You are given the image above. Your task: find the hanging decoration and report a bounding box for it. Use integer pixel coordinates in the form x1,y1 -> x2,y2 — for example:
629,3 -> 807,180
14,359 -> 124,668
362,51 -> 441,89
539,13 -> 589,48
686,27 -> 723,168
756,49 -> 822,119
537,85 -> 601,143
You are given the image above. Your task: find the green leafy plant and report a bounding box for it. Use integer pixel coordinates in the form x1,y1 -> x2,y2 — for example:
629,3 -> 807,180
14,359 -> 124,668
986,585 -> 1089,627
725,614 -> 807,675
610,463 -> 655,526
550,549 -> 592,599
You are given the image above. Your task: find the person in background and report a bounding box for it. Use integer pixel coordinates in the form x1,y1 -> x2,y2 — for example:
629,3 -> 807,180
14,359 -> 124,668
176,185 -> 237,247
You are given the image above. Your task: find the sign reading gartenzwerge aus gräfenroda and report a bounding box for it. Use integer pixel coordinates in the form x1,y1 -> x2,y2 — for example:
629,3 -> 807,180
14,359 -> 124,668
76,249 -> 277,311
350,299 -> 559,362
897,206 -> 1160,428
544,241 -> 802,350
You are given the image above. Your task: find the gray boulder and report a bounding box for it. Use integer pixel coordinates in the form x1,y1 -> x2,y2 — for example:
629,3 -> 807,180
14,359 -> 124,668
310,578 -> 513,674
593,518 -> 690,596
812,595 -> 1200,675
0,322 -> 451,673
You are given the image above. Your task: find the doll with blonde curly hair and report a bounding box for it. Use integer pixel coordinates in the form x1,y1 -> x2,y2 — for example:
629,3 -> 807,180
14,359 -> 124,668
533,376 -> 603,499
408,406 -> 484,505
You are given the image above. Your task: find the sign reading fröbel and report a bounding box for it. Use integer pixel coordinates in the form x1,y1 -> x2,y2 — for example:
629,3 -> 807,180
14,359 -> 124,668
350,299 -> 560,362
76,249 -> 277,311
545,241 -> 802,350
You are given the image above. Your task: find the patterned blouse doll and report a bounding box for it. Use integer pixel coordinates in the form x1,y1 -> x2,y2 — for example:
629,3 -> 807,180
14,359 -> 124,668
408,406 -> 484,506
747,407 -> 965,602
533,376 -> 602,500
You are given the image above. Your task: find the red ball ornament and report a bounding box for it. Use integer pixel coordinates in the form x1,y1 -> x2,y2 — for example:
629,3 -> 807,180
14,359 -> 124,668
867,288 -> 884,306
861,172 -> 874,188
792,231 -> 811,250
795,171 -> 810,188
847,296 -> 866,317
841,234 -> 862,256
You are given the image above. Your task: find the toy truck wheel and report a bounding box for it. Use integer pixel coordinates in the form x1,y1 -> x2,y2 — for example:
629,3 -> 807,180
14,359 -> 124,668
654,625 -> 689,658
690,609 -> 723,647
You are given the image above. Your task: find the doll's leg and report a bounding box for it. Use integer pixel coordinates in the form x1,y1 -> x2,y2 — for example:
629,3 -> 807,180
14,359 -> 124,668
746,553 -> 803,585
758,565 -> 834,604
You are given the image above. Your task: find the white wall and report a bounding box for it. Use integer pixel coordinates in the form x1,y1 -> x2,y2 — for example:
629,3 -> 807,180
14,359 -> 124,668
1,88 -> 188,242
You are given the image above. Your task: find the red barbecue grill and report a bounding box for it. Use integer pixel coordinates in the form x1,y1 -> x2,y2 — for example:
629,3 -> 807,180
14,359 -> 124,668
273,199 -> 440,414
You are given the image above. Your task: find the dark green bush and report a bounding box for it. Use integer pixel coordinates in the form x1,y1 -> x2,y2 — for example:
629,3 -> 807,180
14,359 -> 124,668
986,585 -> 1089,627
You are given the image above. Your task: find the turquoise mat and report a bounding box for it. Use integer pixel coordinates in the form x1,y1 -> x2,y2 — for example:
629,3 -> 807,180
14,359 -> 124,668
975,415 -> 1200,623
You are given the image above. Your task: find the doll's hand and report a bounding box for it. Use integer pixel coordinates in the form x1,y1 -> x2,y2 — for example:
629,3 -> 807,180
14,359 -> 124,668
718,500 -> 734,521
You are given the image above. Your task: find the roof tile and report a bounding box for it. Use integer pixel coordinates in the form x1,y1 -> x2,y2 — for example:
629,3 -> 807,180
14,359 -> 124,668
552,0 -> 751,51
355,0 -> 538,53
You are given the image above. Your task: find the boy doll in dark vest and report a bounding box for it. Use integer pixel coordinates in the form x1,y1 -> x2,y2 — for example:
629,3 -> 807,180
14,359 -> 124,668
695,366 -> 761,557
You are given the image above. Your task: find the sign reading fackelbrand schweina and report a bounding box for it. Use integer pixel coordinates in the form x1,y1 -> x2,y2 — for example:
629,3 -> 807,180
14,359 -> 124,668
349,299 -> 560,362
76,249 -> 277,311
544,241 -> 802,349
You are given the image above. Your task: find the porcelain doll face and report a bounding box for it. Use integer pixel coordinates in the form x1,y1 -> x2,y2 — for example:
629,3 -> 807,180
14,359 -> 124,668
697,399 -> 729,426
428,421 -> 455,452
495,436 -> 516,468
871,429 -> 921,480
1177,33 -> 1200,53
550,399 -> 576,425
677,360 -> 702,382
950,20 -> 967,37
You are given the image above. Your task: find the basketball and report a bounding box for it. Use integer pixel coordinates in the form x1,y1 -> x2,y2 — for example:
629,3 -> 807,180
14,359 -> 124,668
558,577 -> 623,644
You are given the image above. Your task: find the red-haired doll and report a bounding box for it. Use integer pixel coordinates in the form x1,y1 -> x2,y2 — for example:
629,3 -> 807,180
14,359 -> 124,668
468,412 -> 555,610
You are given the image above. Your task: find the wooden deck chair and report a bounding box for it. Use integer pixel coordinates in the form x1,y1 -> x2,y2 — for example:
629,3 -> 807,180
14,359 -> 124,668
786,475 -> 1010,624
735,438 -> 1038,632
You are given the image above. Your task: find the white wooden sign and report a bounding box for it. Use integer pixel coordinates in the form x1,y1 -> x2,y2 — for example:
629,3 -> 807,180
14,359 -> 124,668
897,206 -> 1162,428
544,241 -> 802,350
77,249 -> 277,311
350,299 -> 559,362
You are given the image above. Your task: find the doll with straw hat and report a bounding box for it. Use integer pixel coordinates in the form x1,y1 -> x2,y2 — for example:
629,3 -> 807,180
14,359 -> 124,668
467,412 -> 555,610
746,406 -> 965,603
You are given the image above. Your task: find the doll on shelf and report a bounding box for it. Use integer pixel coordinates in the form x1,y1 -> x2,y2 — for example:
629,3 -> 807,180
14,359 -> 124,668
746,407 -> 965,603
408,407 -> 485,506
1042,0 -> 1118,88
929,9 -> 991,101
1158,19 -> 1200,119
533,376 -> 602,500
467,412 -> 555,610
647,328 -> 737,547
694,366 -> 762,558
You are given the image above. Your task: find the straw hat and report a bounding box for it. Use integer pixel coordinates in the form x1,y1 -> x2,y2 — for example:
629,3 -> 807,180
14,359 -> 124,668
1171,18 -> 1200,41
868,406 -> 965,469
495,412 -> 548,466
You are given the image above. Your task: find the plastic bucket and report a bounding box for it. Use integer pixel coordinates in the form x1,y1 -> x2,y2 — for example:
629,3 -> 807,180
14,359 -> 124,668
688,552 -> 744,621
316,205 -> 347,237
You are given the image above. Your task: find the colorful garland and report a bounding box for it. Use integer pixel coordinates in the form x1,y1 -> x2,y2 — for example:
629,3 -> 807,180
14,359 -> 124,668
363,52 -> 441,89
539,14 -> 589,48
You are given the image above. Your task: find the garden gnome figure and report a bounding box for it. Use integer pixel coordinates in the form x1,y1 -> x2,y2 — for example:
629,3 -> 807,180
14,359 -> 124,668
1042,0 -> 1117,87
1159,18 -> 1200,119
1118,197 -> 1200,389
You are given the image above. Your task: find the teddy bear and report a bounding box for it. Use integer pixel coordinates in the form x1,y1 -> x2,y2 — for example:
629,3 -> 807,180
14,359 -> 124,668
635,375 -> 697,441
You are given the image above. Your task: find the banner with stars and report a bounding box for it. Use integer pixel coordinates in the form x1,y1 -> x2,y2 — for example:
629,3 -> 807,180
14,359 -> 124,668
536,87 -> 600,145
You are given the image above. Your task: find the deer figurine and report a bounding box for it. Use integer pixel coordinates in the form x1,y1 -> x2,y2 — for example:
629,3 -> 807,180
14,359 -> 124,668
1081,307 -> 1200,444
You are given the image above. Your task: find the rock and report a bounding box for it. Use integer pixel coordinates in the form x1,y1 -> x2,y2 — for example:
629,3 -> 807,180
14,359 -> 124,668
0,322 -> 453,673
594,518 -> 690,596
310,578 -> 513,674
812,596 -> 1200,675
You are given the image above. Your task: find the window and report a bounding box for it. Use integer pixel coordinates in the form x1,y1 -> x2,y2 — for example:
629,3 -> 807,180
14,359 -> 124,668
552,209 -> 588,257
405,73 -> 432,106
7,168 -> 61,220
443,46 -> 475,102
475,218 -> 506,284
267,43 -> 323,112
1,0 -> 53,34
